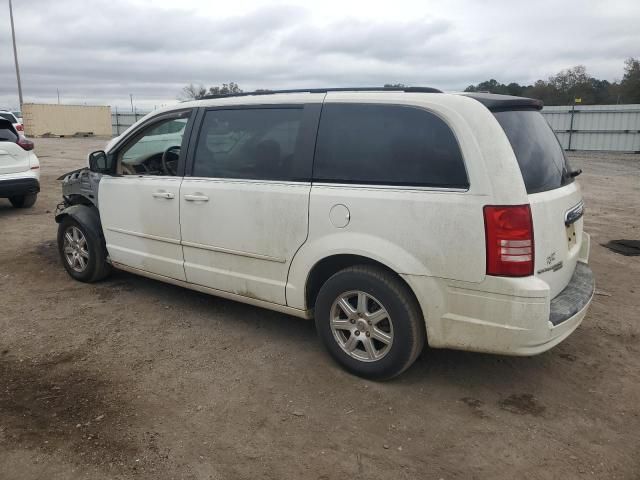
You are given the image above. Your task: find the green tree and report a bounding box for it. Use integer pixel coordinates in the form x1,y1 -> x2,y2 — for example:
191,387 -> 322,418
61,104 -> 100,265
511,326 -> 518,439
207,82 -> 243,96
464,79 -> 524,95
179,82 -> 243,100
620,57 -> 640,103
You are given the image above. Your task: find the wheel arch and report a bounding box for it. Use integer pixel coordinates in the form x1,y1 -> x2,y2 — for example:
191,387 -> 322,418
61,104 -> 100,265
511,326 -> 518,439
55,204 -> 105,247
304,254 -> 424,319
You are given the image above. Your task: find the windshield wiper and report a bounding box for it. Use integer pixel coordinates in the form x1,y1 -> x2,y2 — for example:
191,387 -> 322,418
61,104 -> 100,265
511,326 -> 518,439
568,169 -> 583,178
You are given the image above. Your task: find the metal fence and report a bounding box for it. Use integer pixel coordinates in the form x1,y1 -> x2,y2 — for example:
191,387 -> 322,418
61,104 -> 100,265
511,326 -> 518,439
111,109 -> 150,136
112,104 -> 640,153
542,104 -> 640,152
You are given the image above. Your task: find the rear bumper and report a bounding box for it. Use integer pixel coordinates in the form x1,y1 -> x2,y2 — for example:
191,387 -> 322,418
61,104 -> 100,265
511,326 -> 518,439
402,234 -> 594,356
0,171 -> 40,198
549,262 -> 594,326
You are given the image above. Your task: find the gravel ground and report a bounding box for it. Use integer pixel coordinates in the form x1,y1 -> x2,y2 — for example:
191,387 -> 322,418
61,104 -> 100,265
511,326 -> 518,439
1,138 -> 639,480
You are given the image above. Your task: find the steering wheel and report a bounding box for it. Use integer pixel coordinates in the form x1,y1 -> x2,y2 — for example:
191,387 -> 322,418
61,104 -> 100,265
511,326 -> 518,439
161,145 -> 181,176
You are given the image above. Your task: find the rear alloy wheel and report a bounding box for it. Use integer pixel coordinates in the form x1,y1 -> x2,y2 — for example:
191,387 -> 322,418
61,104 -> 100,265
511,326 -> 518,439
330,290 -> 394,362
9,193 -> 37,208
315,265 -> 425,380
57,216 -> 111,282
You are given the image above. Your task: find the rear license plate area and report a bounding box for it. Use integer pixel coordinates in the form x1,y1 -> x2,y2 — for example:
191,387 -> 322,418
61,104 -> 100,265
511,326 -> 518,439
566,222 -> 577,249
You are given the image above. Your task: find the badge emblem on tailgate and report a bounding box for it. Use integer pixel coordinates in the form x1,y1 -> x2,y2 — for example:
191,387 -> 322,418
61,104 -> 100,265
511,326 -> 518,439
538,252 -> 562,274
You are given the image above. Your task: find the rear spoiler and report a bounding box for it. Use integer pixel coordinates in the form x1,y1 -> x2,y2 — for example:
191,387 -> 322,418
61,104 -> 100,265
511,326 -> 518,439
460,93 -> 543,111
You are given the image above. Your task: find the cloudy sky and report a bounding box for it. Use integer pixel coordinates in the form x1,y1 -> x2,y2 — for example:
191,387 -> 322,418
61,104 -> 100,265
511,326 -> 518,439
1,0 -> 638,111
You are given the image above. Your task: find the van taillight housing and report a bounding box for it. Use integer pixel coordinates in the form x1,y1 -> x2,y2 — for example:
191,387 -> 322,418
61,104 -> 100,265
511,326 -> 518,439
483,205 -> 534,277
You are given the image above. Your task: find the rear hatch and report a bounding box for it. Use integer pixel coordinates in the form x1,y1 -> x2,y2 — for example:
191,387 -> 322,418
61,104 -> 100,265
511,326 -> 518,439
0,119 -> 29,175
493,109 -> 583,298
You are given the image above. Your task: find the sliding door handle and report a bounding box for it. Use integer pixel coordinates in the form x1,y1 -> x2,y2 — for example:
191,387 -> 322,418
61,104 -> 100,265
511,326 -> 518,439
184,194 -> 209,202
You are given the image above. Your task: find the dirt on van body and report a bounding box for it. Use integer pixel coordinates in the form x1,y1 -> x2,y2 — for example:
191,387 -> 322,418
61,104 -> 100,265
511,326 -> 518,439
0,138 -> 639,479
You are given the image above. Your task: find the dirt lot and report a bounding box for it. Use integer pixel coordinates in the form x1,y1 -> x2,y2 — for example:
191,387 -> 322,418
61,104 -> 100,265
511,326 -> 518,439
1,138 -> 639,479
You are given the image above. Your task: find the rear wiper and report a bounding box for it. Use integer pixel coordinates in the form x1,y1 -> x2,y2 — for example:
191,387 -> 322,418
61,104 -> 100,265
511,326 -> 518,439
568,169 -> 583,178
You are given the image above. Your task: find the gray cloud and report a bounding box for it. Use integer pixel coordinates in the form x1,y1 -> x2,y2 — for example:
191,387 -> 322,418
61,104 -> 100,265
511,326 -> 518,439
1,0 -> 638,110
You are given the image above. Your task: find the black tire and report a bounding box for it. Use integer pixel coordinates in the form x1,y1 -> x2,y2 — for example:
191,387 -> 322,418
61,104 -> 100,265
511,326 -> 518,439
9,193 -> 37,208
315,265 -> 426,380
57,216 -> 112,282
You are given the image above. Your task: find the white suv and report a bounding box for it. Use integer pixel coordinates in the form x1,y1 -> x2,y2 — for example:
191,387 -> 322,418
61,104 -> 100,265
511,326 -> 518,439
0,118 -> 39,208
55,87 -> 594,379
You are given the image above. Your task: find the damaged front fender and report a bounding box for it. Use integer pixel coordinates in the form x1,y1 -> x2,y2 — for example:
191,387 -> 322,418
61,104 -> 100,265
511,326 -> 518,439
55,204 -> 105,248
58,168 -> 102,207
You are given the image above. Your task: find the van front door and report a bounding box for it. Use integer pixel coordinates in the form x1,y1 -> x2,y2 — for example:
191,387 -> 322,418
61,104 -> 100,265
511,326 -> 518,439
99,111 -> 193,280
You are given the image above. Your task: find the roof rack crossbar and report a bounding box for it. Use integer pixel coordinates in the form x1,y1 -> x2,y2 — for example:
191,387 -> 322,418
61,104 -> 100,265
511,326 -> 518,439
200,86 -> 442,100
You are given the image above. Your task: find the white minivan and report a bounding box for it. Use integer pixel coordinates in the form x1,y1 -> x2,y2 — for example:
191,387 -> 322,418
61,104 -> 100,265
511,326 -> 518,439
56,87 -> 594,379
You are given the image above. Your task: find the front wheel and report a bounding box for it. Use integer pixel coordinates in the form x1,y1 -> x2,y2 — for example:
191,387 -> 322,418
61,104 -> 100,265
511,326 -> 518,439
315,265 -> 426,380
57,216 -> 111,282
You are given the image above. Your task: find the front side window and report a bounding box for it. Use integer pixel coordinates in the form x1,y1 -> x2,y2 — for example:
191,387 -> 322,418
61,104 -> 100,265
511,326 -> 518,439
192,108 -> 303,180
313,104 -> 468,188
119,117 -> 188,175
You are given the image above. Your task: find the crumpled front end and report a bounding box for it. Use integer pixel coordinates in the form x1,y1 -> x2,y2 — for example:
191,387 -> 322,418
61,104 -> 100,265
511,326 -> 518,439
56,168 -> 102,211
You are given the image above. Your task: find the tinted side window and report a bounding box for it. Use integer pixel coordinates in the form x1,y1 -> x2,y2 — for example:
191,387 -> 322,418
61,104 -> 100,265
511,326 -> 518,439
313,104 -> 468,188
193,108 -> 304,181
493,110 -> 573,194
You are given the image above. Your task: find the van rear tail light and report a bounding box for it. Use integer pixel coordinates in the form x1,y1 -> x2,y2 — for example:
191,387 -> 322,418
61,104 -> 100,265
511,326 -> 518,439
16,124 -> 24,132
483,205 -> 534,277
17,136 -> 34,151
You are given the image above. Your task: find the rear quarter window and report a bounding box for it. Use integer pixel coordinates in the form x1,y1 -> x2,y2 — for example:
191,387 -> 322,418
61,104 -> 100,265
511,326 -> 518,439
493,110 -> 573,194
313,104 -> 468,188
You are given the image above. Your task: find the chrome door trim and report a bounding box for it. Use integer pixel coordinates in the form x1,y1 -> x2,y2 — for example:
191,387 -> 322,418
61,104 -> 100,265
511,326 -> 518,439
181,240 -> 287,263
105,227 -> 181,245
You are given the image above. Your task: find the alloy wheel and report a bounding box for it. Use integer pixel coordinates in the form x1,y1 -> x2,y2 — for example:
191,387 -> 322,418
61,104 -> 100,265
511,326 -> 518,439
63,226 -> 90,273
330,290 -> 394,362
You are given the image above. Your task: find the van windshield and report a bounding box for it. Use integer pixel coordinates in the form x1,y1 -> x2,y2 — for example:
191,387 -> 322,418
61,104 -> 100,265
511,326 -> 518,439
493,109 -> 573,194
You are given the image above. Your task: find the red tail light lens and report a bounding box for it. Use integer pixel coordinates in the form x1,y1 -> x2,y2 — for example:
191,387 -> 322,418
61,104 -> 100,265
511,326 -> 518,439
16,124 -> 24,131
483,205 -> 534,277
17,136 -> 34,151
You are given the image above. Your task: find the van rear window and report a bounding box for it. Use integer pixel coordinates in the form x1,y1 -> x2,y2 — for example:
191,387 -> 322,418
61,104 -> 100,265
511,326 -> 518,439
493,110 -> 573,194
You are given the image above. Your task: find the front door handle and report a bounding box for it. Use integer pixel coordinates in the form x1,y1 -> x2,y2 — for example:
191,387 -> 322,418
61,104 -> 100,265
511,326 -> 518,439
152,191 -> 175,199
184,194 -> 209,202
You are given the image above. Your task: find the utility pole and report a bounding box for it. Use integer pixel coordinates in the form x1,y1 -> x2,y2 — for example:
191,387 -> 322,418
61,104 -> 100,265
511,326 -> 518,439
57,88 -> 60,104
567,97 -> 581,151
130,94 -> 134,112
9,0 -> 24,107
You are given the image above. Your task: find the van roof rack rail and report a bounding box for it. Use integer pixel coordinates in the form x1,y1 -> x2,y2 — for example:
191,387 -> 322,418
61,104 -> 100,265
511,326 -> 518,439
200,86 -> 442,100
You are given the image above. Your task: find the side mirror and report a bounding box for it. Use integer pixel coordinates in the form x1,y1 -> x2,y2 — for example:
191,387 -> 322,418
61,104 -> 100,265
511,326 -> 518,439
88,150 -> 112,173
